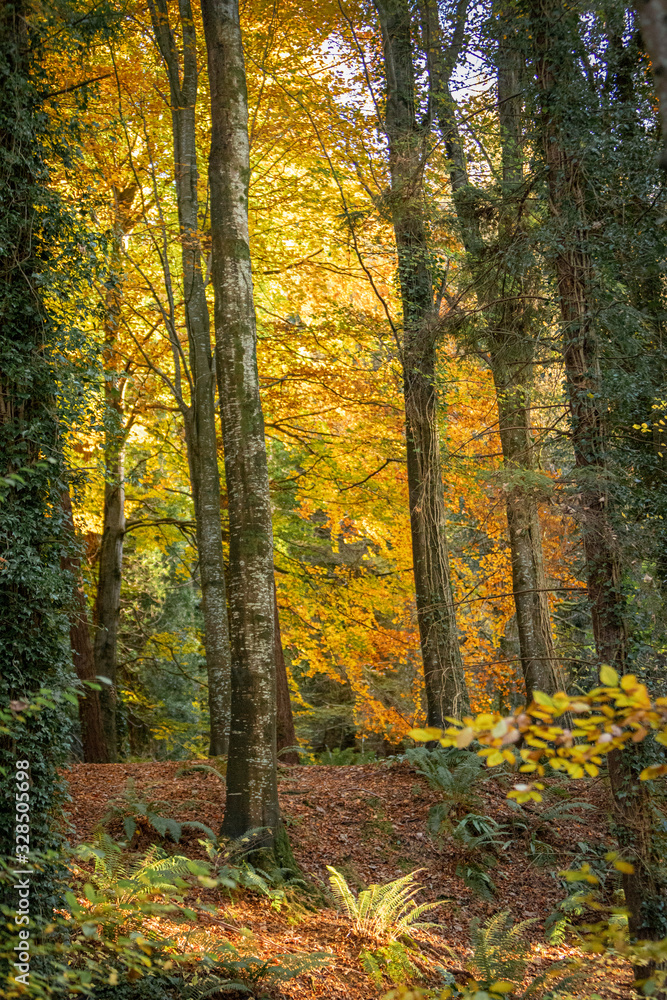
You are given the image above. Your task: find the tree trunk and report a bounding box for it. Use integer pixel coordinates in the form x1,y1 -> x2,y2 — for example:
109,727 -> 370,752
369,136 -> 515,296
421,0 -> 562,699
375,0 -> 469,725
532,0 -> 664,956
274,582 -> 298,764
634,0 -> 667,168
94,200 -> 132,762
62,488 -> 106,762
148,0 -> 232,757
201,0 -> 279,842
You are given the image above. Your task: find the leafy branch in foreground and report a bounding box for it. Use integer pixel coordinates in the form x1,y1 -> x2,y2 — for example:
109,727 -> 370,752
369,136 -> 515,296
409,667 -> 667,799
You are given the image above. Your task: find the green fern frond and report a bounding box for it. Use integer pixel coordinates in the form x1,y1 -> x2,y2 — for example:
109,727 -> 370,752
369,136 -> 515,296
327,866 -> 436,942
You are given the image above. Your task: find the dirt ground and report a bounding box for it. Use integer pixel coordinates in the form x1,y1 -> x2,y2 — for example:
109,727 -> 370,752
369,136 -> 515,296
61,759 -> 637,999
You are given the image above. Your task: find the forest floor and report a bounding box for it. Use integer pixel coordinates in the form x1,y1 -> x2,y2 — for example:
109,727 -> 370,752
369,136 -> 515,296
62,759 -> 638,999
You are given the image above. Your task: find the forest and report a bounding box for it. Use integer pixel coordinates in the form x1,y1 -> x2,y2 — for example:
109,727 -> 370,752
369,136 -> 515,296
3,0 -> 667,996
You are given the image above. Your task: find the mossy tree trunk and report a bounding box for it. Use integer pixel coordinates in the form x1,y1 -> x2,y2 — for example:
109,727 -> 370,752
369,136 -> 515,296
421,0 -> 563,701
532,0 -> 666,954
201,0 -> 279,841
375,0 -> 469,725
148,0 -> 232,757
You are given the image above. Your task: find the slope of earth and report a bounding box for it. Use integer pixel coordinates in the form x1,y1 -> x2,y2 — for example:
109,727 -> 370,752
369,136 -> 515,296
62,759 -> 636,999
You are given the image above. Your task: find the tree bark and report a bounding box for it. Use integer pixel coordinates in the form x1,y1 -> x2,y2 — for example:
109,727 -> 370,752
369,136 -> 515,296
421,0 -> 563,700
532,0 -> 664,957
274,582 -> 298,764
61,488 -> 107,762
201,0 -> 280,842
148,0 -> 232,757
93,190 -> 134,763
375,0 -> 469,725
634,0 -> 667,168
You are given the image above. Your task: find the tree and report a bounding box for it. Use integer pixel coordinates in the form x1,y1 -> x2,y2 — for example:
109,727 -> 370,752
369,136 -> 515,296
62,488 -> 106,763
420,0 -> 564,700
94,182 -> 138,761
374,0 -> 469,726
0,0 -> 100,875
147,0 -> 233,757
201,0 -> 279,841
528,0 -> 666,951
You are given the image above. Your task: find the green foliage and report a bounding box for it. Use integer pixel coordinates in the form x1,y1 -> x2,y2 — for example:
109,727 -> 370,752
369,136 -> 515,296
191,946 -> 333,994
102,778 -> 216,844
0,0 -> 109,883
405,748 -> 485,830
544,889 -> 588,946
315,746 -> 379,765
360,940 -> 421,987
455,863 -> 497,903
327,866 -> 439,943
199,830 -> 305,909
71,834 -> 214,905
451,814 -> 507,852
0,844 -> 329,999
456,910 -> 580,1000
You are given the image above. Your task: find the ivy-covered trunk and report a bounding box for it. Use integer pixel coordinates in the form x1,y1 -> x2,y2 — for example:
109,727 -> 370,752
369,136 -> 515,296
0,0 -> 80,870
375,0 -> 469,725
148,0 -> 232,757
532,0 -> 665,954
421,0 -> 562,700
201,0 -> 280,840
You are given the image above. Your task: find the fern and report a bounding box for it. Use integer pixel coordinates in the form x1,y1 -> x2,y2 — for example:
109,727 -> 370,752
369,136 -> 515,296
456,862 -> 497,901
175,763 -> 227,783
405,748 -> 485,830
405,747 -> 484,796
452,812 -> 507,851
316,747 -> 378,765
537,799 -> 594,825
102,777 -> 215,844
327,866 -> 439,943
462,910 -> 582,999
74,833 -> 206,904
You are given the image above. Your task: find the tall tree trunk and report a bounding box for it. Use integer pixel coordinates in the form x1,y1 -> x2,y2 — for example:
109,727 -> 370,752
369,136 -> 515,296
94,193 -> 134,762
148,0 -> 232,757
532,0 -> 664,955
421,0 -> 562,699
201,0 -> 279,841
375,0 -> 469,726
274,582 -> 298,764
62,488 -> 106,762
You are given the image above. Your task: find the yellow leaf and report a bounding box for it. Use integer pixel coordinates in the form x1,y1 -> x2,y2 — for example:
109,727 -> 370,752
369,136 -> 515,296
640,763 -> 667,780
487,750 -> 504,767
599,664 -> 619,686
533,691 -> 555,708
456,727 -> 475,748
490,982 -> 515,994
409,727 -> 443,742
613,860 -> 635,874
